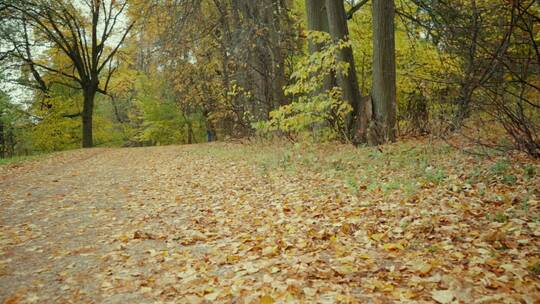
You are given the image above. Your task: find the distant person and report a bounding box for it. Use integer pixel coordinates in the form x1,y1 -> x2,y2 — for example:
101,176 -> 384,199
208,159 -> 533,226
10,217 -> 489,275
207,130 -> 214,142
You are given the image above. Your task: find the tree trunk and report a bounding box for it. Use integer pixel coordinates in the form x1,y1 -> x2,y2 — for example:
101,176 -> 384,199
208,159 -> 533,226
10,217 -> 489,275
0,119 -> 4,158
6,129 -> 14,157
268,0 -> 288,107
82,88 -> 96,148
325,0 -> 365,140
452,84 -> 473,129
452,0 -> 479,130
371,0 -> 397,143
306,0 -> 329,53
187,121 -> 193,144
306,0 -> 335,92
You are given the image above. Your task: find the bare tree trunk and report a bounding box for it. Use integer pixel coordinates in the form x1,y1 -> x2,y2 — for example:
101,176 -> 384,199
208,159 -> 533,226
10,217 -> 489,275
82,88 -> 96,148
325,0 -> 365,141
371,0 -> 397,143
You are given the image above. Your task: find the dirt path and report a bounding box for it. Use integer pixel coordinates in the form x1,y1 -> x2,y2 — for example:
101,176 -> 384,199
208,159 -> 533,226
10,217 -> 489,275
1,144 -> 539,303
0,146 -> 213,303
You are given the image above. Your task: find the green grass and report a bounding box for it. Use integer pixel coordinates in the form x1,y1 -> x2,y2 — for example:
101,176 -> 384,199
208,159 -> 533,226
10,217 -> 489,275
524,164 -> 536,179
488,212 -> 509,223
0,154 -> 45,166
209,140 -> 458,193
191,139 -> 539,208
490,158 -> 511,176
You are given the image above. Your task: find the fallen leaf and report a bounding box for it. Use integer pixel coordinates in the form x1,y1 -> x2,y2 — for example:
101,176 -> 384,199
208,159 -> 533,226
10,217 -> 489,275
383,242 -> 404,251
260,295 -> 274,304
431,290 -> 454,303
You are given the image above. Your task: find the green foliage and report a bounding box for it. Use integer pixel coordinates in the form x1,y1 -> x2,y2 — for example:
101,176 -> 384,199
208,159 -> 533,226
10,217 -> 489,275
0,90 -> 33,156
524,165 -> 536,179
254,31 -> 352,141
29,84 -> 122,152
134,76 -> 187,145
30,95 -> 81,152
133,75 -> 205,145
18,73 -> 125,152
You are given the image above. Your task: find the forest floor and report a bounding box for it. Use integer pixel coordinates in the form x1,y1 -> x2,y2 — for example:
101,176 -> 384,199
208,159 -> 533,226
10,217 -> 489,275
0,139 -> 539,303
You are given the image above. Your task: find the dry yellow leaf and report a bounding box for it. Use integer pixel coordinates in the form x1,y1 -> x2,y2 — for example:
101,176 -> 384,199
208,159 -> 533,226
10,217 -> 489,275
359,253 -> 371,259
262,246 -> 278,256
371,233 -> 384,241
118,234 -> 130,243
374,280 -> 395,292
260,295 -> 274,304
431,290 -> 454,303
226,255 -> 241,263
383,242 -> 404,251
410,260 -> 432,275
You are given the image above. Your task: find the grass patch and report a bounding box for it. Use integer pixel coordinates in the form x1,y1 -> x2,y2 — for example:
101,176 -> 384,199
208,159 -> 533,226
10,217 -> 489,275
198,139 -> 538,217
490,158 -> 511,176
424,168 -> 446,184
487,212 -> 509,223
0,154 -> 44,166
524,164 -> 536,179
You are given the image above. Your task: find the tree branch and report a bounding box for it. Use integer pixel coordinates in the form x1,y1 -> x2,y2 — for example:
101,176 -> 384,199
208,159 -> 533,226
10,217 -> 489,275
62,112 -> 82,118
346,0 -> 369,20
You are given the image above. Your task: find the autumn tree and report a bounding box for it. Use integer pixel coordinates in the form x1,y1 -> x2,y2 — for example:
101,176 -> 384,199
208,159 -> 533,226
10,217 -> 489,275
229,0 -> 297,126
303,0 -> 397,144
401,0 -> 539,156
0,0 -> 134,147
152,0 -> 300,137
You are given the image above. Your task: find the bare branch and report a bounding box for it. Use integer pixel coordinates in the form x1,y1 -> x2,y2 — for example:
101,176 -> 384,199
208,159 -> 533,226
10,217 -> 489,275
346,0 -> 369,20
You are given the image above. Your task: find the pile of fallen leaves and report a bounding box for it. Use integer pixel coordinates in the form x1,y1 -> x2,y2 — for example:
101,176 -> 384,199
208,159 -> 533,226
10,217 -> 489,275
0,139 -> 539,303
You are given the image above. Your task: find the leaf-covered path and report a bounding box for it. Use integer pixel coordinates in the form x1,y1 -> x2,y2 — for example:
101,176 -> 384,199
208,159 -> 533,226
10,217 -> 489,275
1,143 -> 539,303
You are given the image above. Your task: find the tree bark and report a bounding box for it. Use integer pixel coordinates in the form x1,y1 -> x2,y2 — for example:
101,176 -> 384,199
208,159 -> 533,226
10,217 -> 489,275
325,0 -> 365,140
82,88 -> 96,148
187,120 -> 193,144
452,0 -> 479,130
268,0 -> 289,107
371,0 -> 397,143
0,119 -> 4,158
306,0 -> 330,53
6,128 -> 14,157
